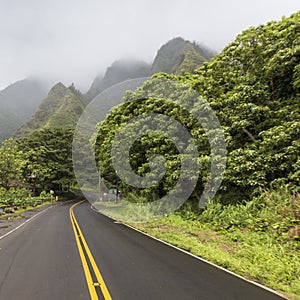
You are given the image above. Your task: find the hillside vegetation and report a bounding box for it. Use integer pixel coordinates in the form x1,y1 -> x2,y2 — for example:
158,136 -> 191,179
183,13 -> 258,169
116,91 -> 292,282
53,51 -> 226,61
15,82 -> 85,136
151,37 -> 214,75
94,12 -> 300,299
96,12 -> 300,203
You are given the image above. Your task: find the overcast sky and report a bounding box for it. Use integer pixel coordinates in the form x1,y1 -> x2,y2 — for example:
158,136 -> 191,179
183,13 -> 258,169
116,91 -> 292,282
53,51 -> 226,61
0,0 -> 299,91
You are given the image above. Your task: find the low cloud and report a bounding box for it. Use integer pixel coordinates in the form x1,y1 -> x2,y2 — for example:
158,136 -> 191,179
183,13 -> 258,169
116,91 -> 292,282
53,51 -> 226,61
0,0 -> 299,91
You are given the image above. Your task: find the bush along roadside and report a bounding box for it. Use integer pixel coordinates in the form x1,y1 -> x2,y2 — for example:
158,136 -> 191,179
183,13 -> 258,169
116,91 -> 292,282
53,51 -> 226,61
133,187 -> 300,300
0,188 -> 53,215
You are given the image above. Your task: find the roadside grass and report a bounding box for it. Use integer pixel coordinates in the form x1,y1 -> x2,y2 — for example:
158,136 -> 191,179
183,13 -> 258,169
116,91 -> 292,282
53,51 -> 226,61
0,201 -> 53,220
132,188 -> 300,300
96,201 -> 159,222
94,201 -> 121,208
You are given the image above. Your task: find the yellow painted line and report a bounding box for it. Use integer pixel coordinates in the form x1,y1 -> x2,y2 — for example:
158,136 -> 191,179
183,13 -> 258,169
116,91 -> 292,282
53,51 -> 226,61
70,201 -> 112,300
70,204 -> 98,299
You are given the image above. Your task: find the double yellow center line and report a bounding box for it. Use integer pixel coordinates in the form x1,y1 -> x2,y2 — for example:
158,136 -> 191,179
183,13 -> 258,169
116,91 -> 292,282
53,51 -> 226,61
70,201 -> 112,300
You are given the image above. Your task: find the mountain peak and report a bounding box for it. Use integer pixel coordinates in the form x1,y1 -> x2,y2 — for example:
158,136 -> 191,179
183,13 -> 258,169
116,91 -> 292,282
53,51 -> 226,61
48,82 -> 67,97
151,37 -> 214,75
15,82 -> 85,136
84,59 -> 151,103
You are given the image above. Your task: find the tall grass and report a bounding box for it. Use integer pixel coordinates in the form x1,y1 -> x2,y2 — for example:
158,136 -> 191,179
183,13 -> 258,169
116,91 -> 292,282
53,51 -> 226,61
133,187 -> 300,299
198,187 -> 300,239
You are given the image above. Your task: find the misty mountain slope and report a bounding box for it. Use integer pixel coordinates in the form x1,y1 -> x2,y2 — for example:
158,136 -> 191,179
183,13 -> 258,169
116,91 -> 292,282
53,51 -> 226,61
15,82 -> 85,136
84,59 -> 151,103
0,79 -> 48,142
1,37 -> 215,141
84,38 -> 214,104
151,37 -> 215,75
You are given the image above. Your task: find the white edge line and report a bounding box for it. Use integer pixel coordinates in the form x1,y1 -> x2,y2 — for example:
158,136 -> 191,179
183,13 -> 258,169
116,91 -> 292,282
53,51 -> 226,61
90,204 -> 289,300
0,203 -> 65,240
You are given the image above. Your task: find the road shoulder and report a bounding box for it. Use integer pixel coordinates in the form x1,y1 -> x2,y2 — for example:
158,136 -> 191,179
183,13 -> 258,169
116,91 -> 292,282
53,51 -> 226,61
0,204 -> 54,239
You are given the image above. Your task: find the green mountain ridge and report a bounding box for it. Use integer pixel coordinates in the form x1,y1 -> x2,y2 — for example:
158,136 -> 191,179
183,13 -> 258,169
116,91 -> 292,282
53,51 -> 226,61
151,37 -> 214,75
84,37 -> 214,104
84,59 -> 151,103
15,82 -> 85,136
5,37 -> 215,138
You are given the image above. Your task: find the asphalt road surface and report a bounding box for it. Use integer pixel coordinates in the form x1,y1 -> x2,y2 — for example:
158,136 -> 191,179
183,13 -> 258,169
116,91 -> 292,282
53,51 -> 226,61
0,201 -> 287,300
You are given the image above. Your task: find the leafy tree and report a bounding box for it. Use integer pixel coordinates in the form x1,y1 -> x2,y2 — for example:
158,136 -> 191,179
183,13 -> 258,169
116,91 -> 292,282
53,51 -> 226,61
17,129 -> 75,193
188,12 -> 300,199
0,138 -> 24,190
95,80 -> 210,202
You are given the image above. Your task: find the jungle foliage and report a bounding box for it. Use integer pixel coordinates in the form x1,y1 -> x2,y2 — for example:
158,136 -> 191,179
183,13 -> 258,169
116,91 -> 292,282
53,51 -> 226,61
95,12 -> 300,206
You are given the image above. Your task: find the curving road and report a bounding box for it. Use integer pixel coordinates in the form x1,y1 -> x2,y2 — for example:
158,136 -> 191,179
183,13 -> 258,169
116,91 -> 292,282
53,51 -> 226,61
0,201 -> 287,300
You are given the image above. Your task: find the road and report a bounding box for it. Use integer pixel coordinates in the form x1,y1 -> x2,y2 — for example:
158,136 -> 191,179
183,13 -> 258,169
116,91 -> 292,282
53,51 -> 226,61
0,201 -> 287,300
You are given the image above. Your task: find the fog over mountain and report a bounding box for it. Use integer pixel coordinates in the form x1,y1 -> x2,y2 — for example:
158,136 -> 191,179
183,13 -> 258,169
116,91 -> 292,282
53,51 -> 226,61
0,36 -> 212,141
15,82 -> 85,137
0,79 -> 48,141
84,59 -> 151,103
0,0 -> 299,91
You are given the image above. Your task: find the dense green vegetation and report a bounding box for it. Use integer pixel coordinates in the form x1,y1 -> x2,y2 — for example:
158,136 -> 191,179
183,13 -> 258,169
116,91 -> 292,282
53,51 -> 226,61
17,128 -> 75,192
0,138 -> 24,190
95,91 -> 206,202
96,12 -> 300,205
0,187 -> 52,213
0,129 -> 75,211
0,81 -> 81,210
188,13 -> 300,200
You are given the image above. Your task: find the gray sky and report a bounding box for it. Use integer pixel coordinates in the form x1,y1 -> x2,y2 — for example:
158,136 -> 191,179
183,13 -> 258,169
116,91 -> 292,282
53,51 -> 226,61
0,0 -> 299,91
